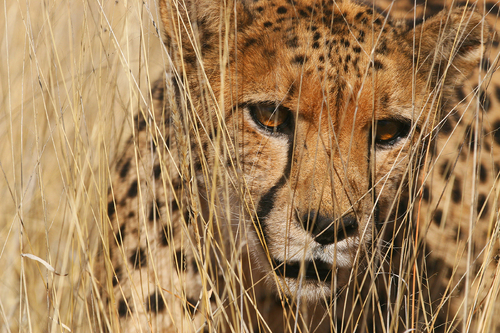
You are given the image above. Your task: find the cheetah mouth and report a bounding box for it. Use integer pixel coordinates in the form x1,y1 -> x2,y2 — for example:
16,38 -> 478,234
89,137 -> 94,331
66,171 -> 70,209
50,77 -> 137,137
274,258 -> 334,282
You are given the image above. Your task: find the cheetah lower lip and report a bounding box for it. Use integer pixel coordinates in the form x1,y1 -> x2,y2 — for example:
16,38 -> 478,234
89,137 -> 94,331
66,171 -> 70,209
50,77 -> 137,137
274,258 -> 334,282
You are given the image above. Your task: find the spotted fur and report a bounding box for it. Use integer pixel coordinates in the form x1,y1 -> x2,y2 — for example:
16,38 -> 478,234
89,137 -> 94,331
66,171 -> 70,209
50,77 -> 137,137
96,0 -> 499,332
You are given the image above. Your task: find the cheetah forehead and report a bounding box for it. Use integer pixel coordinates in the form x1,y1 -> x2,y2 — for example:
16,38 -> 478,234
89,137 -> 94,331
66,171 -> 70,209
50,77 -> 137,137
236,1 -> 412,73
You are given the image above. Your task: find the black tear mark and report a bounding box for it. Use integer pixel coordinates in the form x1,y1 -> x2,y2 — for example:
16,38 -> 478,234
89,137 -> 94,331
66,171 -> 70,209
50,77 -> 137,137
256,130 -> 294,237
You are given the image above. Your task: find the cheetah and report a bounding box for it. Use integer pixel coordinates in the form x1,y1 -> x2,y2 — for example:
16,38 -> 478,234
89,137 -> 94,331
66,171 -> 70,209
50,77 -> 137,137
95,0 -> 500,332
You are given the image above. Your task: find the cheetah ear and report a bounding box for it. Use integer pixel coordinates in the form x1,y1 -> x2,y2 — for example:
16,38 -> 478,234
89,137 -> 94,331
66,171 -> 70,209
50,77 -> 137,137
159,0 -> 253,65
410,7 -> 490,85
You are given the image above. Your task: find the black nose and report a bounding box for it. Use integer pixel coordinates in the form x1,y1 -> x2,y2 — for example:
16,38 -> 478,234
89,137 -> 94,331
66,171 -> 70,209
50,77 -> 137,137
301,211 -> 358,245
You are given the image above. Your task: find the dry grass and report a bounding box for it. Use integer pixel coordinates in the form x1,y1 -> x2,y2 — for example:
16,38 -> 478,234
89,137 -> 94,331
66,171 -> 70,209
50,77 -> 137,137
1,0 -> 499,332
0,0 -> 163,331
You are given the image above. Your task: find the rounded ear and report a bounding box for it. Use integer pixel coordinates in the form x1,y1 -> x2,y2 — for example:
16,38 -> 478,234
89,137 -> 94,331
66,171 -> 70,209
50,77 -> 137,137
159,0 -> 253,66
410,7 -> 490,86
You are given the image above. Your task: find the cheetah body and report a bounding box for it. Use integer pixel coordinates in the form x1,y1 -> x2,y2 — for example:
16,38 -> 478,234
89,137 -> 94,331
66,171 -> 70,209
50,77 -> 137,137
99,0 -> 500,332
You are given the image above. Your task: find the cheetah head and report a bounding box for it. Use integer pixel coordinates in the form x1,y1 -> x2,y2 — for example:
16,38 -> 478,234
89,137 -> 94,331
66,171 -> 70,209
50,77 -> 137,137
159,0 -> 488,300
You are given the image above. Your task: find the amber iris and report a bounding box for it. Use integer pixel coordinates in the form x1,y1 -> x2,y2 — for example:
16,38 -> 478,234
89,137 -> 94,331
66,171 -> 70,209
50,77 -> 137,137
252,104 -> 290,129
375,120 -> 405,144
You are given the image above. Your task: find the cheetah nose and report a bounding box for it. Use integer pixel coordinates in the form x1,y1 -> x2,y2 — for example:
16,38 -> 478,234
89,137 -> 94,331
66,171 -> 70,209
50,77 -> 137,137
302,211 -> 358,245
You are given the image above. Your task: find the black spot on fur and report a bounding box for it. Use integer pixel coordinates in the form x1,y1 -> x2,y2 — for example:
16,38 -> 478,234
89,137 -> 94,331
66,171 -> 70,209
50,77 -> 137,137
159,224 -> 173,247
358,30 -> 365,42
456,86 -> 466,101
107,200 -> 116,217
194,160 -> 202,171
312,42 -> 320,49
118,299 -> 129,317
433,209 -> 443,226
244,38 -> 257,48
190,259 -> 199,274
119,159 -> 131,178
286,36 -> 299,48
298,9 -> 308,17
439,160 -> 451,180
145,292 -> 166,313
481,57 -> 491,72
115,224 -> 126,245
263,21 -> 272,28
292,55 -> 306,65
422,186 -> 430,202
495,85 -> 500,103
319,55 -> 324,62
171,199 -> 179,212
376,40 -> 388,55
130,247 -> 147,269
451,179 -> 462,203
185,297 -> 198,316
153,164 -> 161,179
136,117 -> 147,131
341,38 -> 350,48
183,209 -> 193,225
480,90 -> 491,112
492,120 -> 500,146
149,200 -> 162,222
112,266 -> 121,287
175,250 -> 186,271
440,118 -> 453,135
478,163 -> 487,183
127,180 -> 138,198
477,193 -> 489,215
256,6 -> 264,12
373,60 -> 384,70
353,46 -> 361,53
277,6 -> 287,14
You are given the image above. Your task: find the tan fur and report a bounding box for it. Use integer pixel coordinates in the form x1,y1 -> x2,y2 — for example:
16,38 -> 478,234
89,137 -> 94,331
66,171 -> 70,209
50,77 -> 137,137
97,0 -> 499,332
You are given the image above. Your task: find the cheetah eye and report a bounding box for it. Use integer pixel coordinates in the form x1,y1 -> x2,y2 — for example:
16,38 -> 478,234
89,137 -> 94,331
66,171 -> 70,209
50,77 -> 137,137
248,103 -> 292,133
374,120 -> 410,147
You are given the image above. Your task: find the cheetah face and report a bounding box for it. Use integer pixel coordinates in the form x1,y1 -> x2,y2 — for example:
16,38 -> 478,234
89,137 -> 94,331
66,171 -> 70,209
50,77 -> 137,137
160,0 -> 487,300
